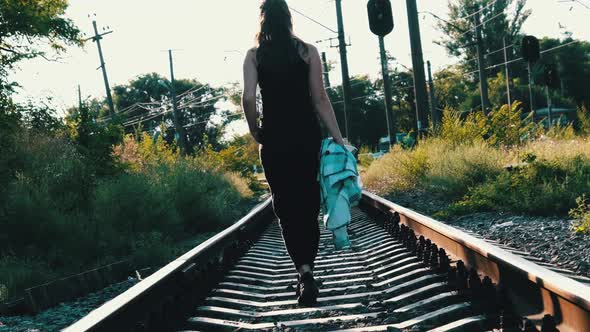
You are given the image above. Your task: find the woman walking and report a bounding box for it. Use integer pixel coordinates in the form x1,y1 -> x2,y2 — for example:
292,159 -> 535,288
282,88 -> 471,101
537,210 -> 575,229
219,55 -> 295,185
241,0 -> 346,306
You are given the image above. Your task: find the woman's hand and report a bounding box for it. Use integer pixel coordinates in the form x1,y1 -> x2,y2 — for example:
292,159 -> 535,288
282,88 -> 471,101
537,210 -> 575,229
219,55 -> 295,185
334,137 -> 346,146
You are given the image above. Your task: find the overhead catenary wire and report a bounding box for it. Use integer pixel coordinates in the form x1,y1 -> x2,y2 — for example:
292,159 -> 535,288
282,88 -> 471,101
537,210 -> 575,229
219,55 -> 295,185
464,42 -> 514,63
122,93 -> 227,127
288,6 -> 338,34
463,39 -> 581,75
458,11 -> 506,38
457,0 -> 500,20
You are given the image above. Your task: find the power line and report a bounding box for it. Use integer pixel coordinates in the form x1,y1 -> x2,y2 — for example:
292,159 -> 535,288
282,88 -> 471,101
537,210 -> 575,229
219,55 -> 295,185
289,6 -> 338,34
123,97 -> 225,128
458,0 -> 500,20
465,42 -> 514,63
458,11 -> 505,38
484,39 -> 580,72
559,0 -> 590,10
184,113 -> 245,129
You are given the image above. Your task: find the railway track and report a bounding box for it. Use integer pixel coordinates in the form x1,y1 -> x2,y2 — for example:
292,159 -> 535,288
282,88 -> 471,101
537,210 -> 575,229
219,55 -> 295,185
65,192 -> 590,332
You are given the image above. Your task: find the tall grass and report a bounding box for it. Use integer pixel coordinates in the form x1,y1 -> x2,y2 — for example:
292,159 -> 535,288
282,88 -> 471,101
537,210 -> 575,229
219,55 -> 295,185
363,103 -> 590,225
363,139 -> 503,198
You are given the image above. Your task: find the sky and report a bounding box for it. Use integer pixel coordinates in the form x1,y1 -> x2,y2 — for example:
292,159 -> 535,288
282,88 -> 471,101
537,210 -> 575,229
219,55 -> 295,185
8,0 -> 590,126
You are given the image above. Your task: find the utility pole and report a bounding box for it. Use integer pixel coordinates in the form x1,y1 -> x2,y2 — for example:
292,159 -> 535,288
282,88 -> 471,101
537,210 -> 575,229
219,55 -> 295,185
379,36 -> 396,145
546,86 -> 553,128
335,0 -> 352,140
427,61 -> 440,125
503,37 -> 512,109
473,10 -> 489,112
90,20 -> 115,117
321,52 -> 332,88
168,50 -> 188,155
78,85 -> 89,147
78,85 -> 83,111
527,62 -> 535,112
405,0 -> 430,133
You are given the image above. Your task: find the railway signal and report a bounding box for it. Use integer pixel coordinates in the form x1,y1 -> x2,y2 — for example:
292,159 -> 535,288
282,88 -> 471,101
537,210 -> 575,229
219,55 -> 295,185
367,0 -> 394,36
368,0 -> 396,146
522,35 -> 540,111
522,35 -> 541,63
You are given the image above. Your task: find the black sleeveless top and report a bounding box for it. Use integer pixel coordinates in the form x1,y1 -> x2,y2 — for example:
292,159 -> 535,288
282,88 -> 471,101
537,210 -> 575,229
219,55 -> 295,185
257,42 -> 322,147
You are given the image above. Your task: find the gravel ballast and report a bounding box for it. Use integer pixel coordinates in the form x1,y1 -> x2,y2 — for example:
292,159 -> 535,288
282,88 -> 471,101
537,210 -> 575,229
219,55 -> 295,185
389,190 -> 590,279
0,279 -> 137,332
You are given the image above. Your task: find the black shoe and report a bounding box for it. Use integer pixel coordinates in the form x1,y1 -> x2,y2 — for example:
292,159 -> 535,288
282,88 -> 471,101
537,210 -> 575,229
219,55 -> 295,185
297,272 -> 319,306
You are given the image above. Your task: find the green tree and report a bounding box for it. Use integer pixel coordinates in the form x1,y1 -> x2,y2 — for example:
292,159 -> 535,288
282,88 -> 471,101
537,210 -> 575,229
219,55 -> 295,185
65,100 -> 124,176
436,0 -> 530,75
16,99 -> 64,134
534,37 -> 590,107
0,0 -> 81,91
99,73 -> 229,152
433,65 -> 473,111
328,76 -> 390,149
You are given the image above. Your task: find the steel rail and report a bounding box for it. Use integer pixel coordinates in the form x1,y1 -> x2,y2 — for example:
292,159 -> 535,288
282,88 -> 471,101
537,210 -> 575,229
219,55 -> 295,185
63,198 -> 273,332
361,191 -> 590,332
65,192 -> 590,331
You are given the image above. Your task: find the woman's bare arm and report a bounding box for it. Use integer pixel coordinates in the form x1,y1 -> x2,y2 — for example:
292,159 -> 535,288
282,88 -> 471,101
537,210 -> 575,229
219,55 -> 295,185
241,48 -> 262,144
307,44 -> 345,146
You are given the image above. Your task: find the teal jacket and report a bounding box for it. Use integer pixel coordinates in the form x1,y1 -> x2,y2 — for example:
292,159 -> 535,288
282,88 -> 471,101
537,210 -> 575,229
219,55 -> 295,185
318,138 -> 362,249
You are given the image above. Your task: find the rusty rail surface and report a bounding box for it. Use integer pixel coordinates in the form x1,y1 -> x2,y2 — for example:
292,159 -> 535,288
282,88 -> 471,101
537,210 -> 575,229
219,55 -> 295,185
361,191 -> 590,332
63,198 -> 273,332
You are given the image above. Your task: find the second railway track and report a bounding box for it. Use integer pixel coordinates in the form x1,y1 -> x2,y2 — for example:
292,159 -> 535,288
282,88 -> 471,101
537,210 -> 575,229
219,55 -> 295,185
65,192 -> 590,332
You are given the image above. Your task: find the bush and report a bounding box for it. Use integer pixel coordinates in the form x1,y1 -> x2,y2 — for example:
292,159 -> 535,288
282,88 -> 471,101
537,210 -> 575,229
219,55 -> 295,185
363,144 -> 428,194
1,127 -> 254,300
451,155 -> 590,216
0,256 -> 59,301
1,134 -> 94,260
358,146 -> 375,168
93,171 -> 182,239
570,195 -> 590,234
438,102 -> 537,147
363,139 -> 503,198
130,232 -> 174,267
197,135 -> 264,193
438,109 -> 486,146
578,105 -> 590,136
162,161 -> 249,232
546,122 -> 576,140
422,140 -> 503,197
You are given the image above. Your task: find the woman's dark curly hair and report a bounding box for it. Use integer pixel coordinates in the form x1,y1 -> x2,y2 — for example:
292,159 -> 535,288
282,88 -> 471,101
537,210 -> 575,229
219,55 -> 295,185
256,0 -> 293,46
256,0 -> 306,66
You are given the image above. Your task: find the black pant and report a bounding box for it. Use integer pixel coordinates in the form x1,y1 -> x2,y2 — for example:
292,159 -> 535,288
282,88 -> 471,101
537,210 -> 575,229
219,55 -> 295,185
260,141 -> 321,270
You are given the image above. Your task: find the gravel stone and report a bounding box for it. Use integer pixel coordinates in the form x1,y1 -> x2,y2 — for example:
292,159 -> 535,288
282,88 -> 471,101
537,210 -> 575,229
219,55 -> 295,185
0,279 -> 137,332
388,191 -> 590,280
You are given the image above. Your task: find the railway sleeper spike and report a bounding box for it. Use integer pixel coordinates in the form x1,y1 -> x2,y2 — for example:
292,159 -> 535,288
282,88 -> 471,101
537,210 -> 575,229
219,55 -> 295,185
423,239 -> 432,264
429,244 -> 439,268
438,248 -> 450,273
455,260 -> 469,293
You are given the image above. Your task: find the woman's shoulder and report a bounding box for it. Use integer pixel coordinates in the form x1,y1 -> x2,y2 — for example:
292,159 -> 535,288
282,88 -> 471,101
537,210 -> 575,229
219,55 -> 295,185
244,47 -> 259,66
293,37 -> 317,63
246,46 -> 258,58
